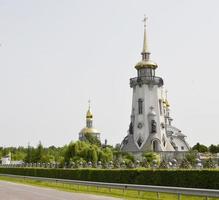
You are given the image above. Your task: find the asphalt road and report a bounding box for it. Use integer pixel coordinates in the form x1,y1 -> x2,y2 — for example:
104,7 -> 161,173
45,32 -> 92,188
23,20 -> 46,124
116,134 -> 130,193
0,181 -> 122,200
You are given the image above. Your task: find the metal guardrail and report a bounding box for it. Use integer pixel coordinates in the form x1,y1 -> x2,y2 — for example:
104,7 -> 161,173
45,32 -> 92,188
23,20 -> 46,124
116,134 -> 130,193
0,173 -> 218,199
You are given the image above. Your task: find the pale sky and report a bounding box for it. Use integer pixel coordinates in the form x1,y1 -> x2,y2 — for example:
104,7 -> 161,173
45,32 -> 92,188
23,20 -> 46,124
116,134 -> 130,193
0,0 -> 219,147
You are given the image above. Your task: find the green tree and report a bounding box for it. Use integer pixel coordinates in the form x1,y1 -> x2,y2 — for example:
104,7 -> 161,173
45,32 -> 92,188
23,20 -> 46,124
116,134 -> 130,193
103,147 -> 113,162
179,159 -> 191,169
192,143 -> 208,153
204,158 -> 216,168
186,150 -> 198,166
24,144 -> 33,163
209,144 -> 219,154
87,147 -> 98,163
84,132 -> 101,146
159,160 -> 168,169
142,152 -> 158,165
123,153 -> 135,163
12,151 -> 26,161
34,141 -> 44,163
64,140 -> 114,165
2,148 -> 9,157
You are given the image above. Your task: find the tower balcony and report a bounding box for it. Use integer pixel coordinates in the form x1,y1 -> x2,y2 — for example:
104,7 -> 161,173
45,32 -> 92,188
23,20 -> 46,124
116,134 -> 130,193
130,76 -> 164,87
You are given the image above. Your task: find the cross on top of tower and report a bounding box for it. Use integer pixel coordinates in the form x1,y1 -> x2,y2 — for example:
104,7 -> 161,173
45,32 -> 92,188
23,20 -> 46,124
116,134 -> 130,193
142,15 -> 147,28
142,15 -> 150,58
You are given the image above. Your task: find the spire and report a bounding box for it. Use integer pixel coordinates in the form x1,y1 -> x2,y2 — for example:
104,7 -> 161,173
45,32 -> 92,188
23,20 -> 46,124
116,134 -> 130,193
88,99 -> 91,111
141,16 -> 150,61
164,90 -> 170,108
86,99 -> 93,119
135,16 -> 158,70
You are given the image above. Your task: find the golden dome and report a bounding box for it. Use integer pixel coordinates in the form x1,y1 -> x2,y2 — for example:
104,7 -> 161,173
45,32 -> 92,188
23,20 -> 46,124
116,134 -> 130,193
163,99 -> 170,108
86,109 -> 93,119
80,127 -> 99,134
135,60 -> 158,70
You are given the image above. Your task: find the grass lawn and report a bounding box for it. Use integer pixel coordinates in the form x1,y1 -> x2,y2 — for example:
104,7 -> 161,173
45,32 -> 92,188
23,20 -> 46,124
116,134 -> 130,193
0,176 -> 218,200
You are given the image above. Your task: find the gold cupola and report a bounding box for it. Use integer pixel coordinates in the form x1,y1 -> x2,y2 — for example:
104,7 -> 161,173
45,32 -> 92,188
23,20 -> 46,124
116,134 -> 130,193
86,100 -> 93,119
135,17 -> 158,70
163,90 -> 170,108
163,99 -> 170,108
78,100 -> 101,141
86,107 -> 93,119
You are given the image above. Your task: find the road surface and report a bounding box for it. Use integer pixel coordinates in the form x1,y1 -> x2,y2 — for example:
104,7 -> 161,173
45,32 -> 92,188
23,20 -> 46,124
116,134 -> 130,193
0,180 -> 122,200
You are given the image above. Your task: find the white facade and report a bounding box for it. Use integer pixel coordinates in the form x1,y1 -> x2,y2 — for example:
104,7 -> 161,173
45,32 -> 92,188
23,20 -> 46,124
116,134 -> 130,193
121,20 -> 189,153
130,83 -> 174,151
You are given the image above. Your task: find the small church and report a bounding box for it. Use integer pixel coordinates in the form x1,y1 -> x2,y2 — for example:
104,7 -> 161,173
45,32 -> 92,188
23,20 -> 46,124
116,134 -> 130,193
121,18 -> 190,154
79,103 -> 101,141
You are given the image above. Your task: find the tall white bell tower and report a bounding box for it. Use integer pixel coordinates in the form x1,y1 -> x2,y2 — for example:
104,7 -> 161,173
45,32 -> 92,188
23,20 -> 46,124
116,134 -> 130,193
121,17 -> 176,152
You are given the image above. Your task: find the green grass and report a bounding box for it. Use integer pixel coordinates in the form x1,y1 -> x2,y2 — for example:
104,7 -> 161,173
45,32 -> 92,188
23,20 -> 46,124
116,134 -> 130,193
0,176 -> 218,200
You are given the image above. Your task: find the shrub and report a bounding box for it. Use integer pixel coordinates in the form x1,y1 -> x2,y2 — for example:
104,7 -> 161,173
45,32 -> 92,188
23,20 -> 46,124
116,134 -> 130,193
159,160 -> 168,169
204,158 -> 216,168
0,168 -> 218,189
179,159 -> 191,169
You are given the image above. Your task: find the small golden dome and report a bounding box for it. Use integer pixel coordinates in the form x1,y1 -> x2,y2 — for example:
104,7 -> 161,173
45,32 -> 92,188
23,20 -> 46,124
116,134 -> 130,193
163,99 -> 170,108
135,60 -> 158,70
86,109 -> 93,119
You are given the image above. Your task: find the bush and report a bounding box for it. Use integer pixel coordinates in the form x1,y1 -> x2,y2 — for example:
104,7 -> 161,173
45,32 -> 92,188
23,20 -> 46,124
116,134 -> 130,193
179,159 -> 192,169
0,168 -> 218,189
204,158 -> 216,168
159,160 -> 168,169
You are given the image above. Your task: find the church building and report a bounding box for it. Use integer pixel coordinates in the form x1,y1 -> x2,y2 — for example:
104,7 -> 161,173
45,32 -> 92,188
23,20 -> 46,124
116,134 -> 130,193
79,103 -> 101,141
121,18 -> 190,153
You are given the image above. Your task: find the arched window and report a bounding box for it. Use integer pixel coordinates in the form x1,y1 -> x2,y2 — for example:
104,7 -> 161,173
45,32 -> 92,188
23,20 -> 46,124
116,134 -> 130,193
159,99 -> 163,115
137,136 -> 143,147
151,120 -> 157,133
138,99 -> 143,114
86,120 -> 92,128
152,140 -> 158,152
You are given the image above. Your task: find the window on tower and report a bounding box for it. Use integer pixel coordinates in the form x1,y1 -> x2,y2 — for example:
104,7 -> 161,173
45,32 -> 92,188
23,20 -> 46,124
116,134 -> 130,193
86,120 -> 92,128
138,99 -> 143,114
159,99 -> 163,115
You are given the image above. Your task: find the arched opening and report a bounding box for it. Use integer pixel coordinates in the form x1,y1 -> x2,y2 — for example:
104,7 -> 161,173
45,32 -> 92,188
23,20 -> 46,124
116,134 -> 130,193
138,99 -> 143,114
152,140 -> 159,152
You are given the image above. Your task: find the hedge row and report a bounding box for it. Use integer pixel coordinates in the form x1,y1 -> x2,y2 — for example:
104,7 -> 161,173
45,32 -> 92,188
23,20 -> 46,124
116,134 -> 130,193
0,168 -> 218,189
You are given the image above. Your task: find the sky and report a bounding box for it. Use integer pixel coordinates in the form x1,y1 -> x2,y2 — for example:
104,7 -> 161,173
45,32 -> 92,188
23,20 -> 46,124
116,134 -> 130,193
0,0 -> 219,148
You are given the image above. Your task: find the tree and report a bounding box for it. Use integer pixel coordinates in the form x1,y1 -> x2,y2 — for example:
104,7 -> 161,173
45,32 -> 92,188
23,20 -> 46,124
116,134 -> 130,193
159,160 -> 168,169
142,152 -> 158,165
204,158 -> 216,168
2,148 -> 9,157
84,132 -> 101,146
209,144 -> 219,154
87,147 -> 98,163
34,141 -> 44,163
123,153 -> 135,163
186,150 -> 198,166
192,143 -> 208,153
102,147 -> 113,163
24,144 -> 33,163
64,140 -> 114,166
179,159 -> 191,169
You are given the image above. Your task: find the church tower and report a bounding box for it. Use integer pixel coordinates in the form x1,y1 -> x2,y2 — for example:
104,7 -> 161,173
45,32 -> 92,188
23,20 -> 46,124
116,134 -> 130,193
121,18 -> 189,153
